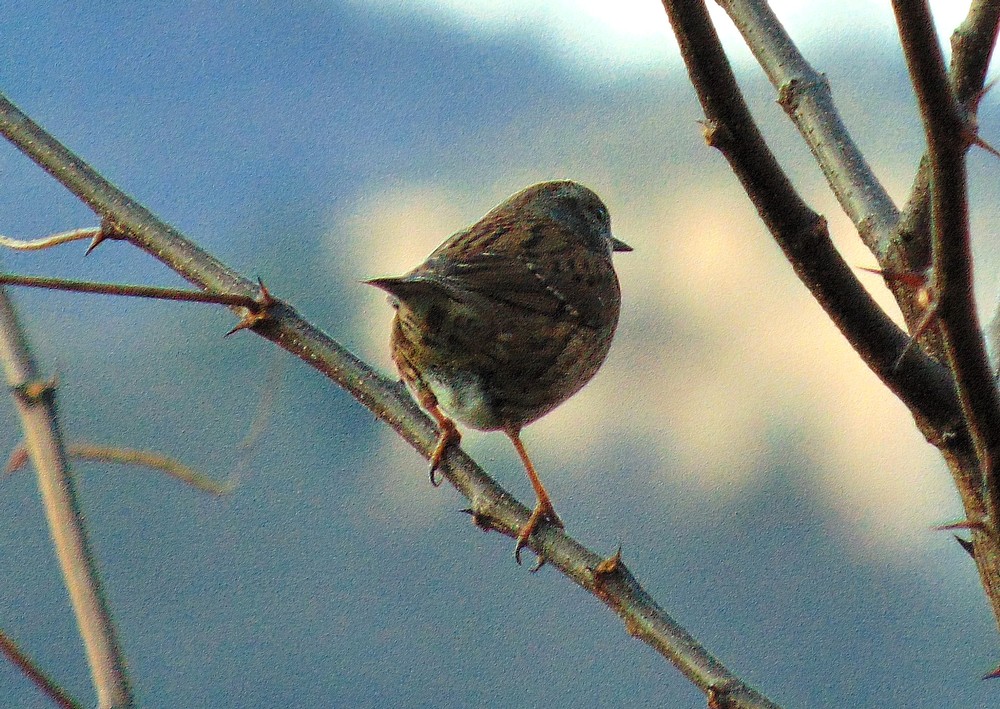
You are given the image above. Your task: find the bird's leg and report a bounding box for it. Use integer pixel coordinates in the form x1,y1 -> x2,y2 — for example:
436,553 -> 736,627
507,429 -> 563,567
418,391 -> 461,487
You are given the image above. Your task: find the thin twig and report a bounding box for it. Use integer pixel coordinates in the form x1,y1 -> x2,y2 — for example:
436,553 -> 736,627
0,227 -> 101,252
0,273 -> 261,310
6,442 -> 233,496
0,94 -> 780,707
892,1 -> 1000,524
227,352 -> 285,488
0,287 -> 134,708
0,628 -> 83,709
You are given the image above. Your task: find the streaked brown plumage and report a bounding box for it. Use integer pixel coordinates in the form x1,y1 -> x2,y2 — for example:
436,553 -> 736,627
367,180 -> 630,565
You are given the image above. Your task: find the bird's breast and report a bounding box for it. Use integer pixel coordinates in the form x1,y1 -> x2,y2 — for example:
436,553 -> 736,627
421,368 -> 501,431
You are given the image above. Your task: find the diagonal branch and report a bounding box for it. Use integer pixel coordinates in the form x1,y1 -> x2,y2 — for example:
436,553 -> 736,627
0,628 -> 83,709
892,2 -> 1000,523
0,288 -> 134,709
0,94 -> 781,707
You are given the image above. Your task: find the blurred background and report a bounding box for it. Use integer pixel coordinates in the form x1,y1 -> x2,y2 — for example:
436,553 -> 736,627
1,1 -> 998,706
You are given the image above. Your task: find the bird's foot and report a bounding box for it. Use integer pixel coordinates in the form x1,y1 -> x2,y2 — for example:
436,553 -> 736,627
428,418 -> 461,487
514,500 -> 564,570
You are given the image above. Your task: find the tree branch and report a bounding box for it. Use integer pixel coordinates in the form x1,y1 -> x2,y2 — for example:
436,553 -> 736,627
0,94 -> 782,708
711,0 -> 935,343
892,0 -> 1000,523
0,288 -> 134,708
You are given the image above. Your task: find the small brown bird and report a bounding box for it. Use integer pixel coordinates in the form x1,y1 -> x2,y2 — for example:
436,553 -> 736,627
367,180 -> 630,564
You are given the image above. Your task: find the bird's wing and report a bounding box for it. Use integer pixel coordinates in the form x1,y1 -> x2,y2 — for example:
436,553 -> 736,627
417,251 -> 571,317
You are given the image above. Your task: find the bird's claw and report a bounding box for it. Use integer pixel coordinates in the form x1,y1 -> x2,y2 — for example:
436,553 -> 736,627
428,461 -> 443,487
514,538 -> 547,571
427,420 -> 461,487
513,503 -> 563,569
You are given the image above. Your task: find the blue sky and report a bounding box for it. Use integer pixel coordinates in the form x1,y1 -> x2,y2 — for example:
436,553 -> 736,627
1,2 -> 999,707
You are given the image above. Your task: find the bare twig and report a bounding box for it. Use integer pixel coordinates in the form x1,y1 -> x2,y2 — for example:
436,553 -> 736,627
0,272 -> 262,310
0,95 -> 780,707
6,442 -> 233,496
0,227 -> 101,252
0,628 -> 83,709
227,353 -> 285,488
892,1 -> 1000,524
0,288 -> 133,708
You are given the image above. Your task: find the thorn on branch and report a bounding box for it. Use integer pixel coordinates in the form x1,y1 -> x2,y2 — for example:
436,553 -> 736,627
971,133 -> 1000,159
858,265 -> 933,308
4,447 -> 28,474
458,504 -> 493,531
697,119 -> 729,149
858,265 -> 937,368
959,77 -> 1000,160
87,217 -> 130,255
225,279 -> 278,336
592,545 -> 625,584
934,519 -> 986,531
954,535 -> 975,558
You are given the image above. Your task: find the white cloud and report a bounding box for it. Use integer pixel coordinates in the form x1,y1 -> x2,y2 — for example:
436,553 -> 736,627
349,0 -> 975,75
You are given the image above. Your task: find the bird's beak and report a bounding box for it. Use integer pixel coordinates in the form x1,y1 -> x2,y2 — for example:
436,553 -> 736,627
611,236 -> 633,253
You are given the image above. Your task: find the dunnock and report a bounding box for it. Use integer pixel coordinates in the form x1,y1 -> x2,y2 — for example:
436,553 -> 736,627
367,180 -> 630,564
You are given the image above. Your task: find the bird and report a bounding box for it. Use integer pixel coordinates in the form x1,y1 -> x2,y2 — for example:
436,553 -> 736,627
367,180 -> 630,565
